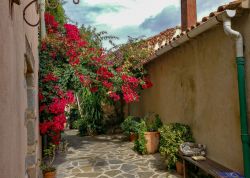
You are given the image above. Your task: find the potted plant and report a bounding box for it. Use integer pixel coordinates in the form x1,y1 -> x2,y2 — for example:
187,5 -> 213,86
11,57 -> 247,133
40,144 -> 57,178
159,123 -> 194,174
121,116 -> 140,142
134,113 -> 163,154
143,113 -> 163,154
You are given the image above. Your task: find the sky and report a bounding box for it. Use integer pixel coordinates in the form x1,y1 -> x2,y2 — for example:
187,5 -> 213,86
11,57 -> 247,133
63,0 -> 232,48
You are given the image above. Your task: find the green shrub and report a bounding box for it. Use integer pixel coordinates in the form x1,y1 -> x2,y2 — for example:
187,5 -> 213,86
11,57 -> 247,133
78,89 -> 105,135
121,116 -> 140,136
68,108 -> 80,129
159,123 -> 194,169
134,120 -> 147,154
78,119 -> 88,136
144,112 -> 163,131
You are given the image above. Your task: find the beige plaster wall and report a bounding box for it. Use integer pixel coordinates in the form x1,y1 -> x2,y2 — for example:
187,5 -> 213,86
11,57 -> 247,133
0,1 -> 40,178
130,11 -> 250,173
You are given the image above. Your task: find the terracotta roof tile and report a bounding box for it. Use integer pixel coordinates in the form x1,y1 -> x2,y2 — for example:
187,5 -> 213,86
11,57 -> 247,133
142,0 -> 242,65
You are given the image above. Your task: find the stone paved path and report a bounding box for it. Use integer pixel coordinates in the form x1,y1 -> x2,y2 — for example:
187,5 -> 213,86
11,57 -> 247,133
54,130 -> 181,178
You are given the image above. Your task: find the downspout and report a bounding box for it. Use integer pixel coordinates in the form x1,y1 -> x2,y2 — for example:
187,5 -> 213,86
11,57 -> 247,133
39,0 -> 46,39
222,10 -> 250,177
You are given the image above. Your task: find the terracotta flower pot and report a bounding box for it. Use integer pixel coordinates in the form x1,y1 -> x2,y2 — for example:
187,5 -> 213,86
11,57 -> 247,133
176,161 -> 184,175
44,171 -> 56,178
129,132 -> 137,142
144,131 -> 160,154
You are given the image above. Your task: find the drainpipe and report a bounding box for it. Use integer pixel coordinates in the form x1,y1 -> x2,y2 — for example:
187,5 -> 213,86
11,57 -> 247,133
222,10 -> 250,178
39,0 -> 46,39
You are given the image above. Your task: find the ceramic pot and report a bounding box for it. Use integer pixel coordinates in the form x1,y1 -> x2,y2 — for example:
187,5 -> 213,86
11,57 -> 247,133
129,132 -> 137,142
144,132 -> 160,154
176,161 -> 184,175
44,171 -> 56,178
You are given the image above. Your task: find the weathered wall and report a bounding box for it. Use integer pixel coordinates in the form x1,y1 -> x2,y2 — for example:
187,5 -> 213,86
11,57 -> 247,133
129,11 -> 250,173
0,1 -> 40,178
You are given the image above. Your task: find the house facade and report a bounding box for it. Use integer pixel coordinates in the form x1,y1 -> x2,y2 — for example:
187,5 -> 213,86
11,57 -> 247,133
129,0 -> 250,174
0,0 -> 40,178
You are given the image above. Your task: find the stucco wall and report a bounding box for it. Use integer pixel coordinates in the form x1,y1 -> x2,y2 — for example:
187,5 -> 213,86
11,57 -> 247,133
129,11 -> 250,173
0,1 -> 40,178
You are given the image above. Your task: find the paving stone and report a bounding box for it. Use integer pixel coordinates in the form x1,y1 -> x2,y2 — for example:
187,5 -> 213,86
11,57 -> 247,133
109,159 -> 124,164
121,164 -> 138,172
98,175 -> 110,178
121,173 -> 136,178
71,168 -> 81,173
80,166 -> 93,172
110,165 -> 121,169
72,161 -> 79,166
96,161 -> 108,166
137,171 -> 154,178
104,170 -> 122,177
53,130 -> 178,178
76,172 -> 102,177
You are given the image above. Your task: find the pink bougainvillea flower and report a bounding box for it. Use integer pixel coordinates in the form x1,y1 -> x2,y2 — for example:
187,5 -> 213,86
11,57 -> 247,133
142,77 -> 153,89
44,13 -> 58,32
90,87 -> 98,93
102,81 -> 113,89
42,73 -> 58,82
109,92 -> 120,101
66,90 -> 75,103
96,67 -> 114,79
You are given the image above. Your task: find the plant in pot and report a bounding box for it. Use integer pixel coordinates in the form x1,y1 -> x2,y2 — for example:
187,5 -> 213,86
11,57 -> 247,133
144,113 -> 163,154
40,144 -> 57,178
121,116 -> 140,142
134,113 -> 163,154
159,123 -> 194,175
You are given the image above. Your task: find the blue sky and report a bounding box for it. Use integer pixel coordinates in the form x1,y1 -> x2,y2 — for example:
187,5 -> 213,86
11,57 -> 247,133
63,0 -> 232,48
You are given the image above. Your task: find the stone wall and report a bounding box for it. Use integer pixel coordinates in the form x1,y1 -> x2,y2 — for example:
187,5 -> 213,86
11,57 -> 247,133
0,0 -> 40,177
129,11 -> 250,173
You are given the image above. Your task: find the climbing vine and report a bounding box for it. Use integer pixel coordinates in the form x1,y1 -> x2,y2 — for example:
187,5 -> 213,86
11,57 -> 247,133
39,13 -> 153,144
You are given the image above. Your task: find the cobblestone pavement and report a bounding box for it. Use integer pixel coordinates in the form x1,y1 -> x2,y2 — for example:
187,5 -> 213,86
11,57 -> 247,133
54,130 -> 181,178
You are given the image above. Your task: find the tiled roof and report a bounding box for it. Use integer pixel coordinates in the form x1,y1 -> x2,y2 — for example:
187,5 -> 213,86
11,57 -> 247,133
143,0 -> 242,64
147,28 -> 178,47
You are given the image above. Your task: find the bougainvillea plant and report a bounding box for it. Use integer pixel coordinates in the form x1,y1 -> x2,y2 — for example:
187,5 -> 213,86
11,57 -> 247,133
39,13 -> 153,144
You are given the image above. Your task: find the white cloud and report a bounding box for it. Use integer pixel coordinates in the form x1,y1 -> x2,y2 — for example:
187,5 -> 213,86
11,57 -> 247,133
86,0 -> 180,28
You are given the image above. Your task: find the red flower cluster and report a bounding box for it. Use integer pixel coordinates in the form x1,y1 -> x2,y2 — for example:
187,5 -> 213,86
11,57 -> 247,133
66,90 -> 75,103
102,81 -> 113,89
64,24 -> 80,41
76,73 -> 92,87
42,73 -> 58,82
97,67 -> 114,79
49,98 -> 67,114
44,13 -> 58,33
122,84 -> 139,103
40,71 -> 75,144
142,77 -> 153,89
122,75 -> 139,88
90,86 -> 98,93
109,92 -> 120,101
